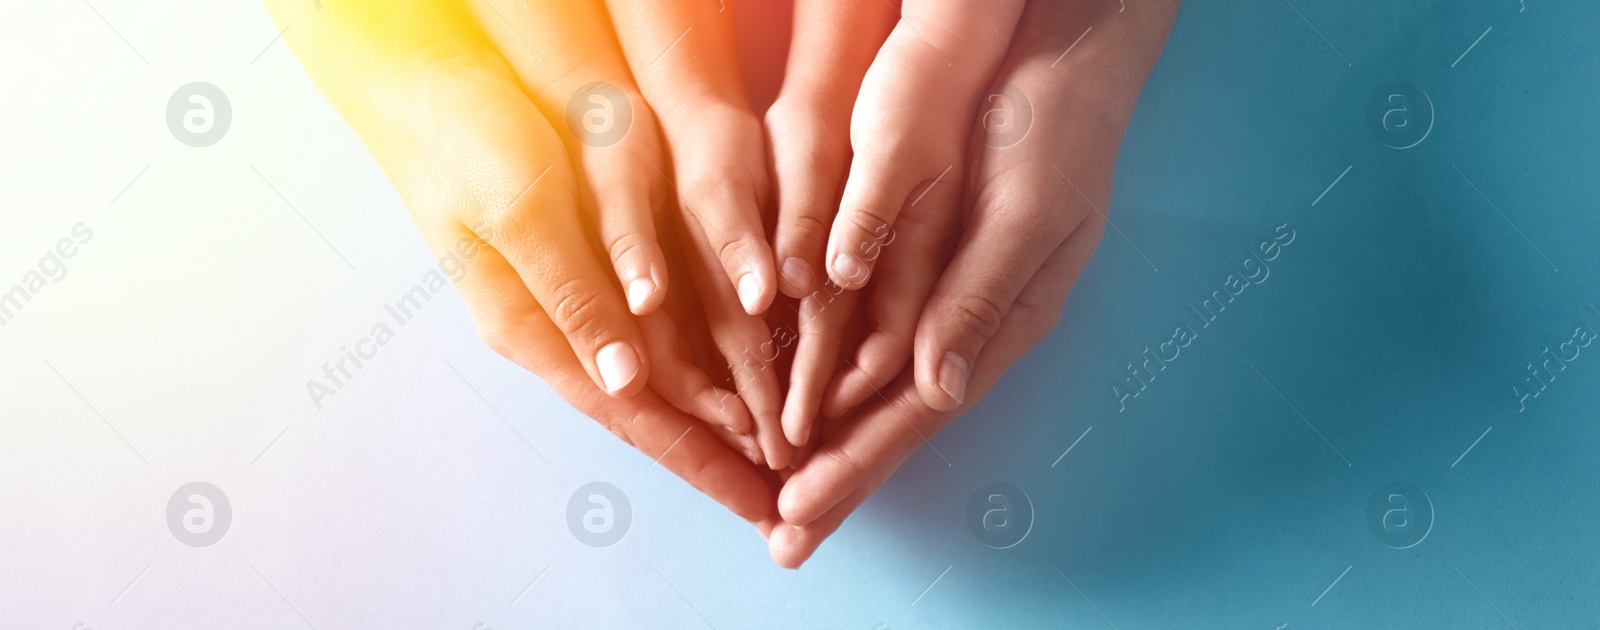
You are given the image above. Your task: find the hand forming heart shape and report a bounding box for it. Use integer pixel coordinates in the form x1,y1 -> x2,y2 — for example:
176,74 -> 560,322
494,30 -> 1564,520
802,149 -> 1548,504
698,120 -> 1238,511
264,0 -> 1178,568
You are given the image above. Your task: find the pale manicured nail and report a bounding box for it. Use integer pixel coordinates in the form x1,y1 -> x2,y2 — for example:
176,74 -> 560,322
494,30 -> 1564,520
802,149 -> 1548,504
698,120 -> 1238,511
781,257 -> 814,293
626,277 -> 655,312
938,352 -> 969,406
831,251 -> 868,286
596,342 -> 641,394
737,273 -> 764,314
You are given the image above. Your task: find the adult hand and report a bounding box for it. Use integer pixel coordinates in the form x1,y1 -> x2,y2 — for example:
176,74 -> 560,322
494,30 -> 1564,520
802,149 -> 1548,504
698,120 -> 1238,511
263,0 -> 771,518
769,0 -> 1182,567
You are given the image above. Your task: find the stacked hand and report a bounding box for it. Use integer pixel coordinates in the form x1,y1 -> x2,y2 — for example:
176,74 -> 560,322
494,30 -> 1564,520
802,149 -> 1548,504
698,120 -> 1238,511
265,0 -> 1178,567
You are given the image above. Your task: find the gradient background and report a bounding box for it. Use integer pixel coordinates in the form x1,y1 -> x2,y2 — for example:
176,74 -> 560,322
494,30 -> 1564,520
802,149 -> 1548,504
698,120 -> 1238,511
3,0 -> 1598,628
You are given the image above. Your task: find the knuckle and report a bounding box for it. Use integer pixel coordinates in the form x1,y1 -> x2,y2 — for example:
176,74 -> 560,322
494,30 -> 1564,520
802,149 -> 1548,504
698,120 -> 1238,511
949,293 -> 1007,343
780,213 -> 829,251
817,444 -> 867,484
1012,291 -> 1070,344
715,235 -> 760,271
606,233 -> 652,268
547,277 -> 610,342
841,205 -> 895,241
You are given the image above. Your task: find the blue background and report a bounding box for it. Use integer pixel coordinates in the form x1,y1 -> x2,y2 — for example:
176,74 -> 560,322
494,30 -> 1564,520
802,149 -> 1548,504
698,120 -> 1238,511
4,0 -> 1600,628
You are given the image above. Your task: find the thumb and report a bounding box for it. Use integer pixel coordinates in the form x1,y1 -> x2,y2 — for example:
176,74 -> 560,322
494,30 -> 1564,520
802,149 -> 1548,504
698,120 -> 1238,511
913,194 -> 1072,411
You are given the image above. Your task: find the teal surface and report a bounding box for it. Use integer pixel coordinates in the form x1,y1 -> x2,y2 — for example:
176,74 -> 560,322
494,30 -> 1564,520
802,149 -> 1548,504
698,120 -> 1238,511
728,1 -> 1600,627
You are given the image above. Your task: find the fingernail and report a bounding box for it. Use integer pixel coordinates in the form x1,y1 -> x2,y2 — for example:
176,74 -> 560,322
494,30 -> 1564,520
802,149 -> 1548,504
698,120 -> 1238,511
781,257 -> 814,293
831,252 -> 868,287
938,352 -> 969,406
737,273 -> 764,314
626,277 -> 655,312
596,342 -> 641,394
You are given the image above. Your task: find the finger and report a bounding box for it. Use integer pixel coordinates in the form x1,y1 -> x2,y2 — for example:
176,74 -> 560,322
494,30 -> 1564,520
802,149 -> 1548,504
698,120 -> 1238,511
606,0 -> 777,315
913,163 -> 1078,411
766,103 -> 847,299
678,207 -> 794,471
468,0 -> 673,315
781,288 -> 859,448
824,0 -> 1026,289
446,225 -> 775,522
271,0 -> 652,399
266,0 -> 772,523
768,0 -> 897,298
480,131 -> 651,399
638,307 -> 754,436
768,466 -> 893,569
778,234 -> 1091,526
820,163 -> 961,417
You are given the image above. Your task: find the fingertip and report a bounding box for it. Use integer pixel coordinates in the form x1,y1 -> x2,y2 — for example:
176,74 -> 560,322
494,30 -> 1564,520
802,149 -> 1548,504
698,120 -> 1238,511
765,437 -> 794,472
624,263 -> 668,315
928,352 -> 968,412
768,526 -> 809,569
778,480 -> 823,527
779,257 -> 817,299
827,250 -> 871,290
595,341 -> 646,397
625,277 -> 658,315
737,272 -> 773,315
781,385 -> 814,449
